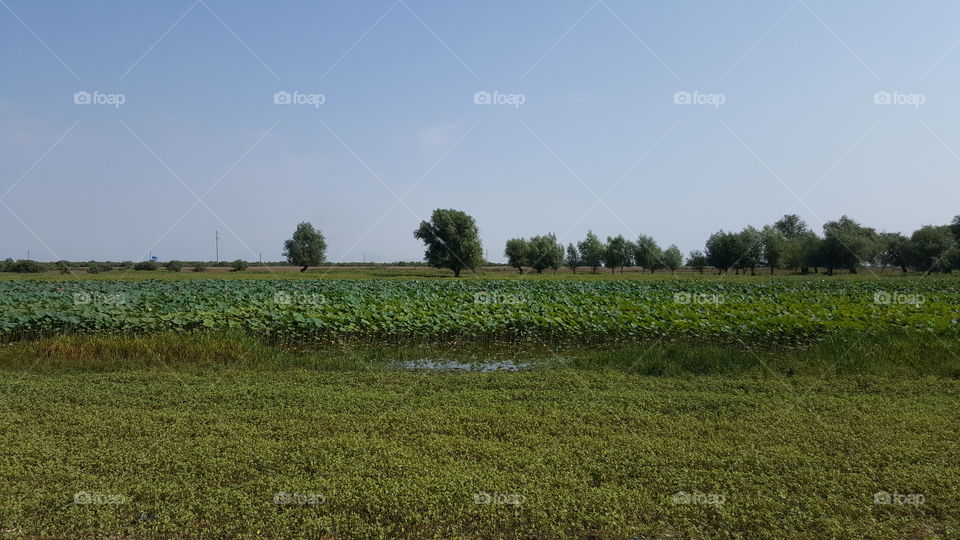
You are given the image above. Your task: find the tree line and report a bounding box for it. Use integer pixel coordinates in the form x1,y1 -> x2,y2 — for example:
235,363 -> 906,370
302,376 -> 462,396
410,209 -> 960,276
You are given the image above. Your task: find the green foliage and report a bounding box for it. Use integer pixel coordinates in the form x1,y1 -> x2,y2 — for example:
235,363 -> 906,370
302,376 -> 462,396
165,260 -> 184,273
820,216 -> 877,275
633,235 -> 663,273
231,259 -> 249,272
662,245 -> 683,273
565,243 -> 580,274
875,232 -> 910,273
525,233 -> 563,274
283,222 -> 327,272
773,213 -> 809,238
4,259 -> 45,273
909,225 -> 955,274
86,263 -> 112,274
133,260 -> 158,271
686,250 -> 709,273
413,209 -> 483,277
603,235 -> 630,273
760,225 -> 786,274
56,261 -> 71,274
577,231 -> 605,274
192,265 -> 206,273
705,230 -> 738,274
504,238 -> 528,273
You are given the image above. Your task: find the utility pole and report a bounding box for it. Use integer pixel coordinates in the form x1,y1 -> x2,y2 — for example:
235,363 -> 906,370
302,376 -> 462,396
27,250 -> 30,260
259,252 -> 262,264
215,230 -> 220,263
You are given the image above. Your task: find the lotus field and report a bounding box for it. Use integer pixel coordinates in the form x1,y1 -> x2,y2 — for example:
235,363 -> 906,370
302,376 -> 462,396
1,278 -> 957,344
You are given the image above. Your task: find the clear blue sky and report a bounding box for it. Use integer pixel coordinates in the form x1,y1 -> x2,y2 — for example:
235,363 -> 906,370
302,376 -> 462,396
2,1 -> 960,263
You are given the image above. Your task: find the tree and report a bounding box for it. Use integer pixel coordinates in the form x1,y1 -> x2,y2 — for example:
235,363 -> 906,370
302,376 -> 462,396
774,214 -> 809,239
633,235 -> 663,273
565,243 -> 580,274
909,225 -> 955,274
525,234 -> 564,274
283,222 -> 328,272
662,245 -> 683,273
413,209 -> 483,277
820,216 -> 877,275
875,232 -> 910,274
604,235 -> 630,273
165,260 -> 184,272
687,250 -> 709,273
705,230 -> 738,274
760,225 -> 786,275
231,259 -> 249,272
504,238 -> 528,274
735,226 -> 763,275
951,215 -> 960,245
577,231 -> 605,274
782,231 -> 821,274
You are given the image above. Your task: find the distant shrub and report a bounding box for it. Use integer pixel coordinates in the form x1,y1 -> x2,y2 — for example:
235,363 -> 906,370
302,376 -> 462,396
192,265 -> 206,272
7,259 -> 45,273
231,259 -> 249,272
119,261 -> 134,270
134,260 -> 159,271
87,263 -> 112,274
56,260 -> 71,274
165,260 -> 184,273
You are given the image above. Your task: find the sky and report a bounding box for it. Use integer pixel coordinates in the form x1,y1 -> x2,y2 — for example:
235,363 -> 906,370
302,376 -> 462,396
2,0 -> 960,263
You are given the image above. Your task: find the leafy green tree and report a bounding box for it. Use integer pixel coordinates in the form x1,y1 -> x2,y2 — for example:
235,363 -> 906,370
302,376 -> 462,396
165,260 -> 184,272
413,209 -> 483,278
760,226 -> 786,275
687,250 -> 709,273
875,232 -> 910,274
577,231 -> 605,274
604,235 -> 630,273
565,243 -> 580,274
504,238 -> 528,274
820,216 -> 877,275
774,214 -> 809,239
909,225 -> 955,274
662,245 -> 683,273
5,260 -> 44,273
782,231 -> 821,274
284,222 -> 328,272
705,230 -> 738,274
56,260 -> 70,274
735,226 -> 763,275
133,260 -> 158,271
633,235 -> 663,273
231,259 -> 249,272
525,234 -> 564,274
951,215 -> 960,245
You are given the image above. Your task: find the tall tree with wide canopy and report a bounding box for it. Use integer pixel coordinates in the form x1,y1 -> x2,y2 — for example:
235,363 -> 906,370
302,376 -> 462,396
283,222 -> 328,272
413,209 -> 484,277
577,231 -> 605,274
